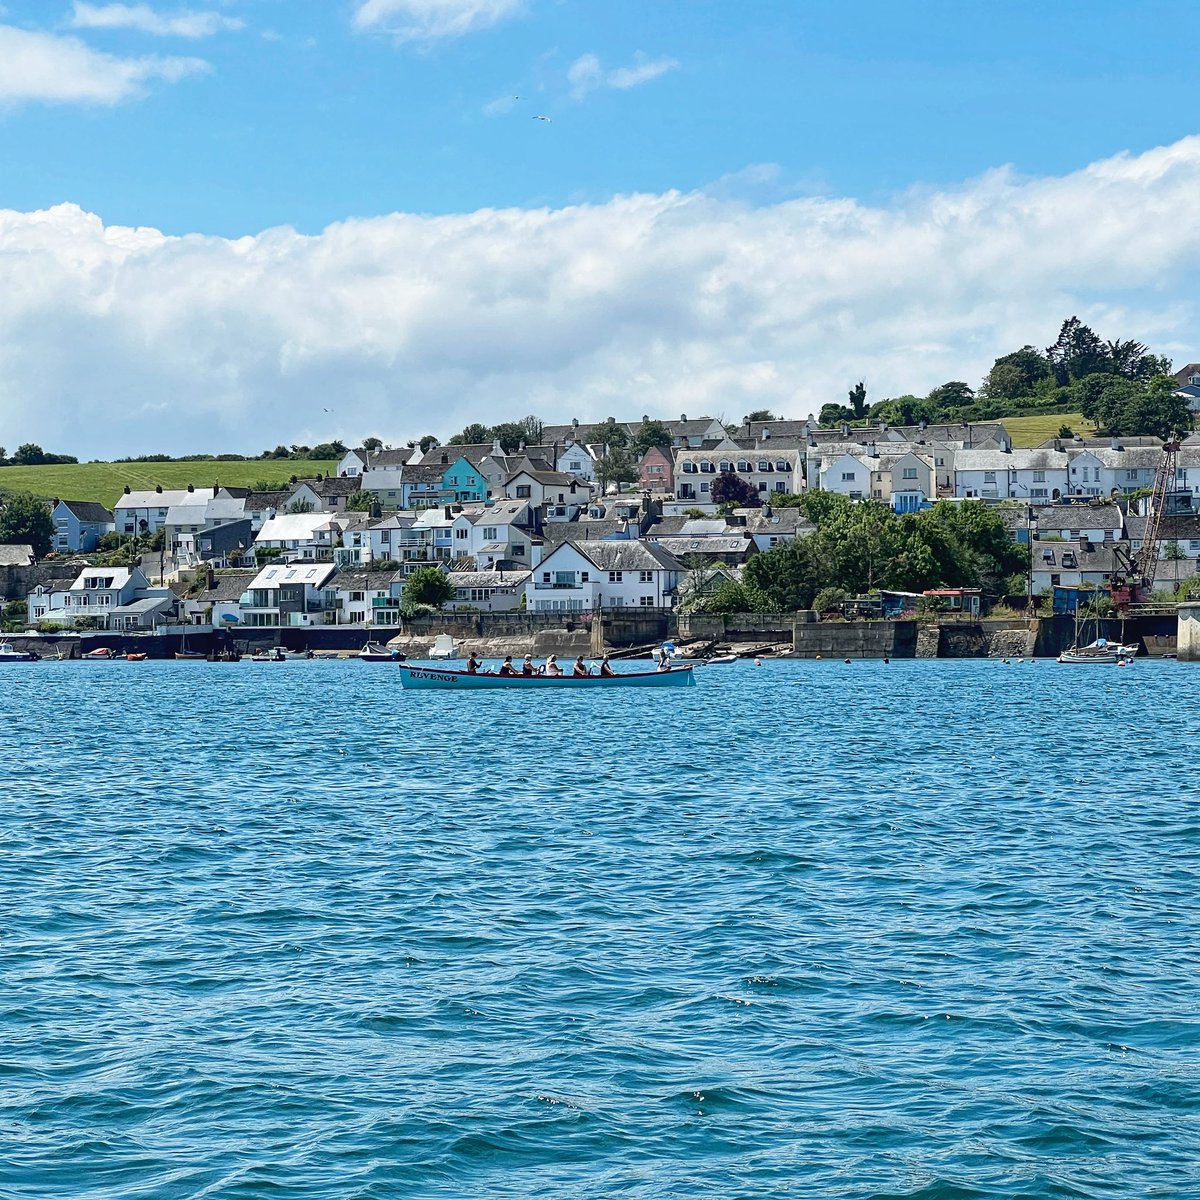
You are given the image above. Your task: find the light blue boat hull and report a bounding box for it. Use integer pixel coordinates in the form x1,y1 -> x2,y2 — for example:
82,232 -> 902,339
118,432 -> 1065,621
398,664 -> 696,690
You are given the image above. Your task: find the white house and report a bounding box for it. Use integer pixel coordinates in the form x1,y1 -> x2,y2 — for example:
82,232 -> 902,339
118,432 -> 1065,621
816,451 -> 872,500
1065,444 -> 1168,498
29,566 -> 175,630
953,448 -> 1069,501
238,561 -> 338,627
503,468 -> 591,517
254,512 -> 344,561
114,488 -> 199,536
675,443 -> 804,503
555,440 -> 597,482
446,568 -> 531,612
525,540 -> 685,612
1030,539 -> 1123,596
329,569 -> 406,625
448,500 -> 536,569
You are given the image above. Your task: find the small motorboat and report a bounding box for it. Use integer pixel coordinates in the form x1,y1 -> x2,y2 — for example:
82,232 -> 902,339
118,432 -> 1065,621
703,654 -> 738,666
360,642 -> 403,662
0,641 -> 38,662
175,651 -> 205,660
127,652 -> 148,662
84,647 -> 115,660
250,648 -> 286,662
398,664 -> 696,690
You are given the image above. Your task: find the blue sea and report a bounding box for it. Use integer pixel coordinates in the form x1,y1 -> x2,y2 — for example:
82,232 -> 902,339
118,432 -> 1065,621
2,658 -> 1198,1198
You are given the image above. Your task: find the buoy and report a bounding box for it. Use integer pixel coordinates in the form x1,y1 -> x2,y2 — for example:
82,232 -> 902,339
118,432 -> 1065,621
843,658 -> 851,664
753,657 -> 762,666
883,657 -> 890,664
815,655 -> 822,660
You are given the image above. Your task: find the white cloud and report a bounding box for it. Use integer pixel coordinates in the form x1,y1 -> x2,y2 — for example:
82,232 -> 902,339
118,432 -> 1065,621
569,51 -> 679,100
0,24 -> 206,105
69,3 -> 244,37
353,0 -> 522,42
1,138 -> 1199,457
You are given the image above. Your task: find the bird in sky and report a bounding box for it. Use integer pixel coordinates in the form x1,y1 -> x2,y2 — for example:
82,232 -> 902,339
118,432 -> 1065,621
323,407 -> 334,413
533,114 -> 552,122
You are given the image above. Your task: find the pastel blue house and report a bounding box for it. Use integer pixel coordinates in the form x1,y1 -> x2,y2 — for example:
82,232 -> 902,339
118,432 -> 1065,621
440,455 -> 487,503
51,499 -> 114,553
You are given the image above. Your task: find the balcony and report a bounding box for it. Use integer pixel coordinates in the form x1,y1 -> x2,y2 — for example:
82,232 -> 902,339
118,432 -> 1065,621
534,581 -> 581,589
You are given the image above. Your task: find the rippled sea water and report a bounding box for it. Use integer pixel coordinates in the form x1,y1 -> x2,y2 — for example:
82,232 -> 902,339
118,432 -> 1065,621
2,658 -> 1199,1198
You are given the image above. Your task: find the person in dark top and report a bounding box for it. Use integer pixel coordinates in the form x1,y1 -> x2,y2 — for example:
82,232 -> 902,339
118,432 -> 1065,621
521,654 -> 536,676
599,654 -> 616,677
572,656 -> 590,677
466,653 -> 481,674
498,655 -> 518,676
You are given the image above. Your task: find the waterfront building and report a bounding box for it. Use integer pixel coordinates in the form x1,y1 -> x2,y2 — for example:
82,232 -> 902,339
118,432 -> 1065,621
525,540 -> 684,612
28,566 -> 175,630
238,562 -> 338,627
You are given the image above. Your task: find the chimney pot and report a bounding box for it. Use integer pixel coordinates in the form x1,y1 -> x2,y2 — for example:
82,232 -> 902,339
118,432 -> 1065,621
155,484 -> 162,493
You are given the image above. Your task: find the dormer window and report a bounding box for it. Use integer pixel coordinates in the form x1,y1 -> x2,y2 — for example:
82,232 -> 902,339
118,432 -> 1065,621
719,460 -> 733,472
758,461 -> 772,472
775,460 -> 788,472
699,461 -> 716,474
681,461 -> 697,474
736,460 -> 752,473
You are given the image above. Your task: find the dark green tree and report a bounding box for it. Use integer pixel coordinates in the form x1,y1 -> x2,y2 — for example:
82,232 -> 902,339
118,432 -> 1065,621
926,381 -> 975,412
1101,376 -> 1193,438
818,402 -> 855,427
848,381 -> 868,419
346,489 -> 376,512
979,346 -> 1051,400
1047,316 -> 1107,385
403,566 -> 455,609
417,434 -> 441,453
595,445 -> 637,491
449,422 -> 491,446
0,492 -> 54,557
747,409 -> 776,422
361,436 -> 384,452
632,419 -> 673,456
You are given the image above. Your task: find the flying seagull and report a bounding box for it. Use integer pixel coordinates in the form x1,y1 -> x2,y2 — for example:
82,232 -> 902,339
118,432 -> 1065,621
533,114 -> 552,122
323,407 -> 334,413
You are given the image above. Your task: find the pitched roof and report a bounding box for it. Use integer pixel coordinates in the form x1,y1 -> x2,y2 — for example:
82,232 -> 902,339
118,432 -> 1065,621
561,539 -> 685,572
954,448 -> 1068,471
538,519 -> 627,545
176,572 -> 256,603
330,569 -> 404,591
56,499 -> 113,523
0,544 -> 35,566
114,489 -> 197,509
249,561 -> 337,589
244,490 -> 291,512
1034,503 -> 1124,532
361,448 -> 415,469
1031,539 -> 1123,573
652,536 -> 754,557
447,569 -> 532,588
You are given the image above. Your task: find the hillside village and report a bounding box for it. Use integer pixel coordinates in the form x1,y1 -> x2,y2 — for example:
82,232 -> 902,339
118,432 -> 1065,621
7,363 -> 1200,635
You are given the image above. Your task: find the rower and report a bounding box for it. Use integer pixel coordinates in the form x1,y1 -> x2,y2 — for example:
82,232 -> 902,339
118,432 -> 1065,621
521,654 -> 536,676
572,655 -> 589,677
498,655 -> 518,676
599,654 -> 616,677
466,653 -> 481,675
545,654 -> 562,676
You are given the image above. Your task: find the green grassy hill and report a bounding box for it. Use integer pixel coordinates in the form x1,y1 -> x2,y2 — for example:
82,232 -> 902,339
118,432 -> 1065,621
999,412 -> 1088,448
0,459 -> 335,506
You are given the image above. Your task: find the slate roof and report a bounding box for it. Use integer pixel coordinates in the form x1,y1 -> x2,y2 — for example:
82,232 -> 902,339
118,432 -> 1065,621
537,519 -> 627,545
400,462 -> 448,485
652,536 -> 754,557
570,540 -> 685,572
1067,445 -> 1167,469
647,516 -> 730,537
505,468 -> 584,488
0,544 -> 35,566
447,569 -> 532,589
245,490 -> 291,512
177,572 -> 257,604
361,448 -> 415,468
1031,540 -> 1123,573
57,500 -> 113,523
1125,513 -> 1200,542
1034,504 -> 1124,533
1038,435 -> 1162,450
954,448 -> 1068,471
330,569 -> 405,592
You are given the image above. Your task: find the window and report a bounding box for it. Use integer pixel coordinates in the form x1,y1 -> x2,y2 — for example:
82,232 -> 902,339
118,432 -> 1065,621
581,572 -> 589,582
700,482 -> 710,493
639,570 -> 653,582
719,460 -> 732,472
1126,470 -> 1138,481
542,571 -> 550,582
482,526 -> 497,540
841,472 -> 856,482
1031,488 -> 1048,499
648,464 -> 662,475
569,460 -> 581,471
775,460 -> 789,472
608,571 -> 623,583
902,467 -> 918,480
774,481 -> 786,491
639,596 -> 654,606
984,471 -> 996,483
758,461 -> 772,472
1032,470 -> 1046,483
455,527 -> 467,539
737,460 -> 752,473
513,545 -> 525,556
682,461 -> 697,473
516,485 -> 531,497
699,461 -> 715,473
758,482 -> 768,492
349,591 -> 365,602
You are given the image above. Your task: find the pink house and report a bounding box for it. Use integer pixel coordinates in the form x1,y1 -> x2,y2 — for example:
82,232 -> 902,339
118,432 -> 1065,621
638,446 -> 674,493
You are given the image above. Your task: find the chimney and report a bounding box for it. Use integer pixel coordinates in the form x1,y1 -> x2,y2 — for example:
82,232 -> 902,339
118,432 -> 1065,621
187,484 -> 194,493
762,427 -> 771,439
1110,437 -> 1122,451
213,484 -> 219,497
369,501 -> 381,519
444,505 -> 452,520
124,485 -> 131,494
841,423 -> 849,437
869,442 -> 879,458
518,440 -> 526,452
155,484 -> 163,494
680,413 -> 687,422
491,437 -> 502,454
206,566 -> 215,591
440,451 -> 448,464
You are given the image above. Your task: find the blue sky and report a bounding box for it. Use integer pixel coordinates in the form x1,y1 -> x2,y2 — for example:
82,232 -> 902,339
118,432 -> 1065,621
0,0 -> 1198,455
2,0 -> 1198,235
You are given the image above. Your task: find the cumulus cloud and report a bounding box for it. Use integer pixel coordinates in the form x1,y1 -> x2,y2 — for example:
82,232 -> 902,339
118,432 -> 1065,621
1,138 -> 1200,457
353,0 -> 522,42
0,24 -> 206,104
69,3 -> 244,37
568,51 -> 679,101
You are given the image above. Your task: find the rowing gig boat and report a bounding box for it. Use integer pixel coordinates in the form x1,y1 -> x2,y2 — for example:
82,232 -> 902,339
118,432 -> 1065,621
398,664 -> 696,690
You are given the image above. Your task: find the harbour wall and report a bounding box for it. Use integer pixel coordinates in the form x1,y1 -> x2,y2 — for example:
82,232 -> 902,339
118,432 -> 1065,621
1179,603 -> 1200,662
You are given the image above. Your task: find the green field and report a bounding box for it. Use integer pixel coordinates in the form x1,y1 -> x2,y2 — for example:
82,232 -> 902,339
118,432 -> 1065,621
1000,412 -> 1088,448
0,459 -> 334,506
